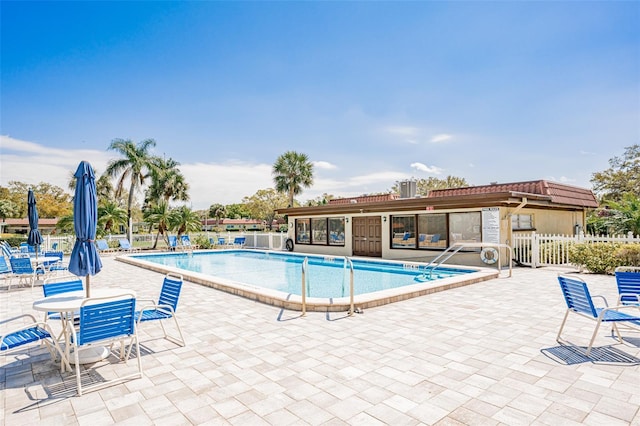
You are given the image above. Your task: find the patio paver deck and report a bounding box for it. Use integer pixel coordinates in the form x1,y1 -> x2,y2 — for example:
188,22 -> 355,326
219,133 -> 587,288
1,256 -> 639,425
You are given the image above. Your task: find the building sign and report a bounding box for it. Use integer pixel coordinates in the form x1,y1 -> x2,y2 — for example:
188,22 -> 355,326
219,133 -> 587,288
482,207 -> 500,244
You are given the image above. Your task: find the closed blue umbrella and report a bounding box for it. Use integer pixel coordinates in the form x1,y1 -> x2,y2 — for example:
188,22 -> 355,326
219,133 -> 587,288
27,189 -> 43,260
68,161 -> 102,297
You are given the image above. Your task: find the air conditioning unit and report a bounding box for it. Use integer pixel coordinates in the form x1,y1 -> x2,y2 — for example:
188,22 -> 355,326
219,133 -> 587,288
399,180 -> 417,199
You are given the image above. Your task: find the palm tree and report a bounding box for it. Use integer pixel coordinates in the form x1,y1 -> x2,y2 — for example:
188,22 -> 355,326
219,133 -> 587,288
209,203 -> 226,225
144,200 -> 173,249
272,151 -> 314,207
169,206 -> 202,239
145,156 -> 190,205
97,201 -> 128,235
105,138 -> 158,242
605,193 -> 640,235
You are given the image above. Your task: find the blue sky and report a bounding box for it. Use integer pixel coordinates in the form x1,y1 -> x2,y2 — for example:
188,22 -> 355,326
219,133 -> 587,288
1,1 -> 638,209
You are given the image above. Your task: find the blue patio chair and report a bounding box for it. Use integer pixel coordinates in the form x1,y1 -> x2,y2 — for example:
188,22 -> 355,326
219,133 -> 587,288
0,257 -> 13,287
1,314 -> 69,372
42,276 -> 84,322
556,275 -> 640,356
9,257 -> 45,289
135,273 -> 185,347
168,235 -> 178,251
232,236 -> 246,248
180,235 -> 198,250
118,238 -> 139,253
615,268 -> 640,306
66,293 -> 141,396
96,239 -> 115,254
42,250 -> 68,274
217,237 -> 226,246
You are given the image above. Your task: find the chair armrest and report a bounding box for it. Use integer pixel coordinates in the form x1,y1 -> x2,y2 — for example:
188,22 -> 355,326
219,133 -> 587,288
618,293 -> 640,304
592,294 -> 609,307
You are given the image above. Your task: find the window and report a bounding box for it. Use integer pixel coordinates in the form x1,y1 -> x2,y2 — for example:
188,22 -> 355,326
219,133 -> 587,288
449,212 -> 481,245
512,214 -> 534,230
311,218 -> 327,244
391,215 -> 416,248
328,217 -> 345,246
417,214 -> 447,249
295,219 -> 310,244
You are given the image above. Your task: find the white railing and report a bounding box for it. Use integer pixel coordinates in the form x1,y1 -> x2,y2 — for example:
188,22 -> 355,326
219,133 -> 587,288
39,231 -> 288,253
512,231 -> 640,268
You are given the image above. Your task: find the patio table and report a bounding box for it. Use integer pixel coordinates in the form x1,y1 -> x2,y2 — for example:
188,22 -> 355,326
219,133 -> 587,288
32,288 -> 136,368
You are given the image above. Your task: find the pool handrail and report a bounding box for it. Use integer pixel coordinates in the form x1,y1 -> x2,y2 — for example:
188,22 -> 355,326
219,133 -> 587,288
419,242 -> 513,279
301,257 -> 308,316
346,257 -> 355,316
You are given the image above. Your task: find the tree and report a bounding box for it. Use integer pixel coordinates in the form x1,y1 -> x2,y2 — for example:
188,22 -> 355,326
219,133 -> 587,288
225,203 -> 250,219
209,203 -> 226,224
591,144 -> 640,202
305,193 -> 335,206
0,199 -> 19,220
169,205 -> 201,238
2,181 -> 72,218
105,138 -> 158,242
272,151 -> 314,207
143,200 -> 173,248
242,189 -> 289,230
97,201 -> 128,235
603,193 -> 640,235
145,156 -> 190,205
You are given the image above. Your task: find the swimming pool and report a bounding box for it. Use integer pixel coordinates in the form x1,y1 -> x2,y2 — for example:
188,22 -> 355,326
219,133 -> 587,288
118,250 -> 499,312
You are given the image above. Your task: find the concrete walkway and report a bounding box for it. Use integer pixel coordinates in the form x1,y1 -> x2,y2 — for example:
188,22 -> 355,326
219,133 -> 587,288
1,257 -> 639,425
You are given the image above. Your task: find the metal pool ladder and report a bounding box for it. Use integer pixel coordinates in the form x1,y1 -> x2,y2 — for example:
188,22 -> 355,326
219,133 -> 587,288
300,256 -> 356,316
416,242 -> 513,281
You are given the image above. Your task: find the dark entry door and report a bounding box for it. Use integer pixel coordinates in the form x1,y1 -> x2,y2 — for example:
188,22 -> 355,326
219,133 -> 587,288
352,216 -> 382,257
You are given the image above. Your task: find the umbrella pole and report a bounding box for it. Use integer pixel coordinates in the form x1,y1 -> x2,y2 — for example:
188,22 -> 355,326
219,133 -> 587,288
86,275 -> 91,298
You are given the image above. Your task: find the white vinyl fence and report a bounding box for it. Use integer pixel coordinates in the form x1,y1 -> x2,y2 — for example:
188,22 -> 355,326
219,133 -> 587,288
512,231 -> 640,268
42,231 -> 288,253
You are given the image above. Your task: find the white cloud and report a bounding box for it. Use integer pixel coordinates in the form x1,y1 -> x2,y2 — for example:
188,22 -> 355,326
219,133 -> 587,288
0,135 -> 112,189
0,135 -> 422,209
384,126 -> 420,137
430,134 -> 452,143
410,162 -> 443,174
312,160 -> 337,170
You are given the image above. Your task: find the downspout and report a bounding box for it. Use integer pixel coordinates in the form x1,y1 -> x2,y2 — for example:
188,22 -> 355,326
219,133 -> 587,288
503,197 -> 528,251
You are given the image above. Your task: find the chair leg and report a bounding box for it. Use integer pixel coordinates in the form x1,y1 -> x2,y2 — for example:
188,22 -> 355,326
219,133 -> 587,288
586,320 -> 604,356
556,310 -> 570,343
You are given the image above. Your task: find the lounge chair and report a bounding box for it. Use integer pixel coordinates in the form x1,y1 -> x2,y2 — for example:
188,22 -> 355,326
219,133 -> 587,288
1,314 -> 69,372
180,235 -> 198,250
615,267 -> 640,305
217,237 -> 226,246
65,293 -> 142,395
556,275 -> 640,356
96,239 -> 116,254
118,238 -> 139,253
135,273 -> 185,346
168,235 -> 178,251
232,236 -> 246,249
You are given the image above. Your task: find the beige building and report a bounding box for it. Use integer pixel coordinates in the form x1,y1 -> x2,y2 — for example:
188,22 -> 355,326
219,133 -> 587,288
276,180 -> 599,267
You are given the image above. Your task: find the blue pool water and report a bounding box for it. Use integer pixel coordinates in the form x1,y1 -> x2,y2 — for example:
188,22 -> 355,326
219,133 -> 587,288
133,250 -> 475,298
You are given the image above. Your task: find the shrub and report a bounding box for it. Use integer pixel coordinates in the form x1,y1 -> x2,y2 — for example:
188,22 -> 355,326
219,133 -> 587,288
194,235 -> 212,249
569,242 -> 622,274
613,244 -> 640,267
